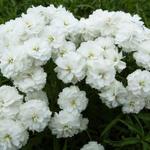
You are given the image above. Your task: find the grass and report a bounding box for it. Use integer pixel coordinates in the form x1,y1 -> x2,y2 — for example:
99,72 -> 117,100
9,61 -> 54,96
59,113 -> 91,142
1,0 -> 150,27
1,0 -> 150,150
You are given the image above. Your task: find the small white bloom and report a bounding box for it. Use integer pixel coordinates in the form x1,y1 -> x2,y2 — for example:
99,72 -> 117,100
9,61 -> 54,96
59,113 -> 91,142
133,40 -> 150,70
77,40 -> 103,61
41,25 -> 66,49
0,86 -> 23,119
21,12 -> 45,35
58,86 -> 88,112
127,69 -> 150,97
27,5 -> 56,25
55,52 -> 86,84
52,41 -> 76,60
95,36 -> 115,50
25,37 -> 52,63
0,46 -> 32,78
103,48 -> 126,72
0,119 -> 29,150
51,7 -> 78,31
13,67 -> 47,93
86,59 -> 116,90
49,110 -> 88,138
115,22 -> 144,52
99,80 -> 127,108
121,92 -> 145,114
18,100 -> 52,132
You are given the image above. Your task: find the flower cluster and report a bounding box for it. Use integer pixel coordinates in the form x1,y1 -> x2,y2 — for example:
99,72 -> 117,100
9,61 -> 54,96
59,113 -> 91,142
1,3 -> 150,150
49,86 -> 89,138
65,9 -> 150,114
0,5 -> 77,93
0,5 -> 86,149
0,86 -> 52,150
52,9 -> 150,114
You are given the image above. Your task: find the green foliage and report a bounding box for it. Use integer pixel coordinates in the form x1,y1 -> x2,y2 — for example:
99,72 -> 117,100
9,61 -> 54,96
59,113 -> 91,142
1,0 -> 150,150
1,0 -> 150,27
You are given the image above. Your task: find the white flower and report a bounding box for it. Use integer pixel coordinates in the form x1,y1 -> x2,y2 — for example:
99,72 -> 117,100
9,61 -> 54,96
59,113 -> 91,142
86,59 -> 116,90
24,37 -> 52,63
58,86 -> 88,112
73,18 -> 101,41
52,41 -> 76,60
55,52 -> 86,84
0,46 -> 32,78
95,37 -> 126,72
41,25 -> 66,49
77,40 -> 103,61
13,67 -> 47,93
99,80 -> 127,108
18,100 -> 52,132
25,90 -> 49,104
102,48 -> 126,72
21,12 -> 45,35
127,69 -> 150,97
77,36 -> 126,72
80,141 -> 104,150
0,119 -> 28,150
90,10 -> 118,37
26,5 -> 57,25
51,6 -> 78,30
95,36 -> 115,51
2,18 -> 28,45
49,110 -> 88,138
133,40 -> 150,70
0,86 -> 23,119
115,22 -> 144,52
121,92 -> 145,114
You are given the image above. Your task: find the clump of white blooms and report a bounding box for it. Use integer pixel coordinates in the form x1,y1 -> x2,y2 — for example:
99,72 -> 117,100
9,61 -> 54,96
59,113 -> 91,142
1,3 -> 150,149
49,86 -> 89,138
0,4 -> 78,93
80,141 -> 104,150
0,86 -> 52,150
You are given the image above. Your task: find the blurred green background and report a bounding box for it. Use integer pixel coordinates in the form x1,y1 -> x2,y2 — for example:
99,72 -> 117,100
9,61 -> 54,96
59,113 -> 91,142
0,0 -> 150,27
1,0 -> 150,150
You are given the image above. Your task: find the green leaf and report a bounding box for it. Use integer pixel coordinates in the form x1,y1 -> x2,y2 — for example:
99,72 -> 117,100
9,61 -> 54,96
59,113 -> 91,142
142,141 -> 150,150
138,113 -> 150,122
133,115 -> 144,136
101,114 -> 122,137
53,136 -> 60,150
119,119 -> 143,137
144,135 -> 150,143
104,137 -> 140,147
63,140 -> 67,150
